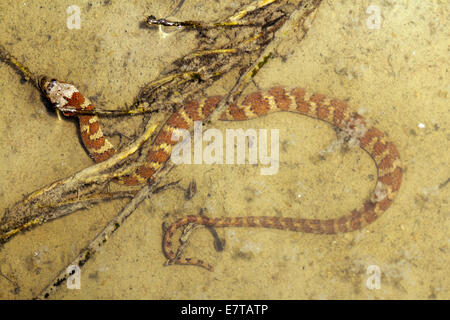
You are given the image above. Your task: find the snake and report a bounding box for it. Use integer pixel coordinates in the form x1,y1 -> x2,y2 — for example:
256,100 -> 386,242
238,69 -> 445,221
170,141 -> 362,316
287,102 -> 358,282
40,77 -> 402,271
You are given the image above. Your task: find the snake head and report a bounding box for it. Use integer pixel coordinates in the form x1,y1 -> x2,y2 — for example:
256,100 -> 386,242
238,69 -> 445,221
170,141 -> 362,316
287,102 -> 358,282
40,77 -> 78,116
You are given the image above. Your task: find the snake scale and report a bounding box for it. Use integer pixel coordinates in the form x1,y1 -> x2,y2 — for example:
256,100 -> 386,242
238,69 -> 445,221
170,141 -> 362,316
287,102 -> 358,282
41,77 -> 402,271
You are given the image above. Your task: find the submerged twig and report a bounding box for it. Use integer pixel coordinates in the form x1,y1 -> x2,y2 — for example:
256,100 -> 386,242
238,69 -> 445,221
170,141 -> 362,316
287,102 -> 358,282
36,173 -> 178,299
146,0 -> 277,29
0,121 -> 159,243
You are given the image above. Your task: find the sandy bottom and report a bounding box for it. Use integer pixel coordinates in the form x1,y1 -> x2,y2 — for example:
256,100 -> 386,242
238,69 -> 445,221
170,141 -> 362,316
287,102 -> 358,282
0,0 -> 448,299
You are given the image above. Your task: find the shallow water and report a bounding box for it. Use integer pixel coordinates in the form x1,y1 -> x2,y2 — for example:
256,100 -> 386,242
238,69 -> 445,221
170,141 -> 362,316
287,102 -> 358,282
0,0 -> 448,299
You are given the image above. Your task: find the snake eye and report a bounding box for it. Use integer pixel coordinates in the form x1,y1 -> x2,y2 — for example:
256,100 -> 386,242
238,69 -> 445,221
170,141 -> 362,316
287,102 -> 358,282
44,79 -> 58,93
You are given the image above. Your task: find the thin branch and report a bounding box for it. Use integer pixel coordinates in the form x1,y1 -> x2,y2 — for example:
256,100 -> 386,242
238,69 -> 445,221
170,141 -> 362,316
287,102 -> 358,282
1,0 -> 323,299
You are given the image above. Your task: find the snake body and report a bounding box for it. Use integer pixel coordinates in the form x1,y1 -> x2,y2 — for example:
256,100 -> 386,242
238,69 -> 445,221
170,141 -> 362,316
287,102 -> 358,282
41,79 -> 402,271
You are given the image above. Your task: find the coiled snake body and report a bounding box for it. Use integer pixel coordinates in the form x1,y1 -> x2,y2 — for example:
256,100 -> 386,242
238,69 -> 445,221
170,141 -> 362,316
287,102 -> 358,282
41,78 -> 402,271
